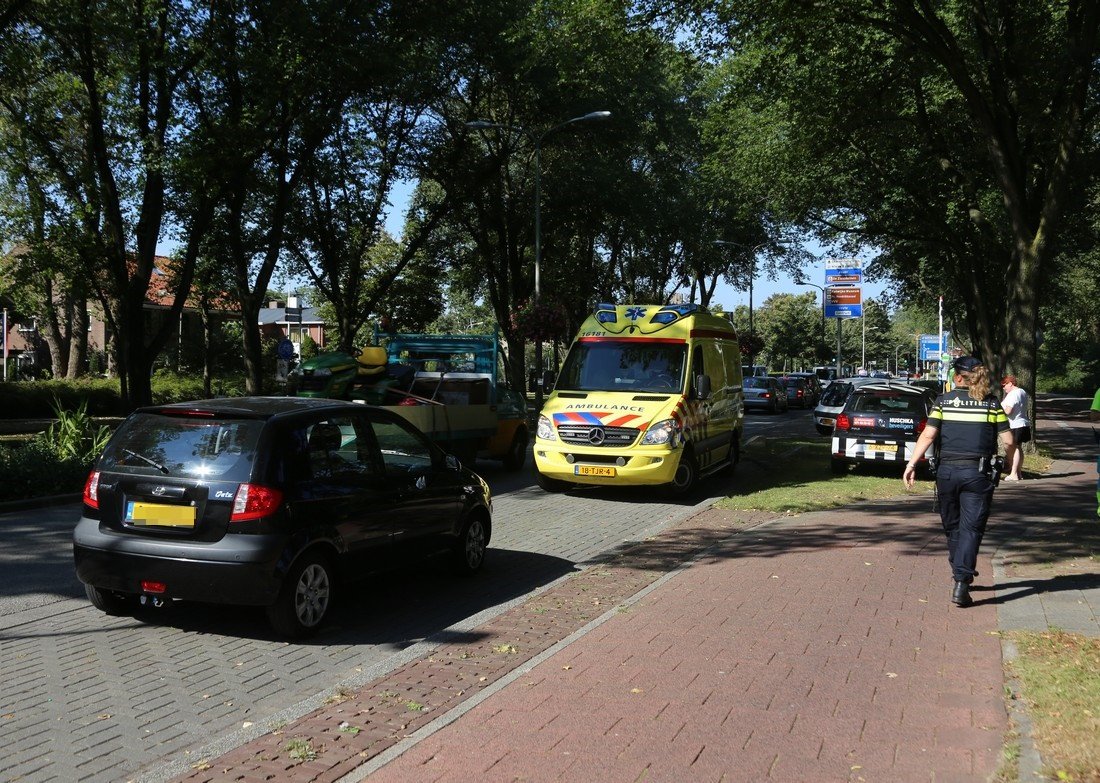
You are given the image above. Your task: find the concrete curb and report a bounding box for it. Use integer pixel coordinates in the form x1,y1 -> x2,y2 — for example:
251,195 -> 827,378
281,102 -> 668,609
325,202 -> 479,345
992,550 -> 1046,783
0,493 -> 80,513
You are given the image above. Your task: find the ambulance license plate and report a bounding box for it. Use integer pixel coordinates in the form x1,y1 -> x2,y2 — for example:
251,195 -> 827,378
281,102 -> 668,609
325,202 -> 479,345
575,465 -> 616,477
865,444 -> 896,454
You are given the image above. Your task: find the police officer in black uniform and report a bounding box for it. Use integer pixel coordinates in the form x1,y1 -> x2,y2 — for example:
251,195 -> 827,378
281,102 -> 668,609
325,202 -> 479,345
903,356 -> 1013,607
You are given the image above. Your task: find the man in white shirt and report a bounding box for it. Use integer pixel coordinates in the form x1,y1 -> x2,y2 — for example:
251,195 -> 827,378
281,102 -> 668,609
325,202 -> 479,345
1000,375 -> 1030,480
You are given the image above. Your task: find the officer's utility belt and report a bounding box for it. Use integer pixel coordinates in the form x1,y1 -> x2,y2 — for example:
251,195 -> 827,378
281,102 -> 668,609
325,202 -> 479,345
940,455 -> 1004,485
940,457 -> 986,467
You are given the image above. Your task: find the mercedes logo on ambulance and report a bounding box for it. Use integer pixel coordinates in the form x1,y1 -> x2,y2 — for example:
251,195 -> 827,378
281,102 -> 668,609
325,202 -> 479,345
587,427 -> 606,445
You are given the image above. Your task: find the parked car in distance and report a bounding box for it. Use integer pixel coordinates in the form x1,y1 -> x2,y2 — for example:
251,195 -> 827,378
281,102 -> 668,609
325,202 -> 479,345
73,397 -> 493,638
908,378 -> 944,399
812,378 -> 880,435
813,366 -> 839,388
787,372 -> 822,405
743,376 -> 789,413
830,383 -> 936,475
779,376 -> 815,409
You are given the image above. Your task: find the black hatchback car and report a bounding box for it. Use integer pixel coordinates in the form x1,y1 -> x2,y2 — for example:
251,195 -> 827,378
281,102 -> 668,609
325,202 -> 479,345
74,397 -> 493,637
829,383 -> 936,475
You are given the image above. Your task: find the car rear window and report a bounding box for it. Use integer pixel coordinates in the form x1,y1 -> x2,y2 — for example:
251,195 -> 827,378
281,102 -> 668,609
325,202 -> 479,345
820,382 -> 853,405
744,377 -> 765,388
849,393 -> 925,415
98,412 -> 264,481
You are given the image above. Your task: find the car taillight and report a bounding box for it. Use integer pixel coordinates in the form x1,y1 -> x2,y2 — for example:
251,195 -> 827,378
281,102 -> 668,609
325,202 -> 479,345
762,392 -> 771,399
230,484 -> 284,522
83,470 -> 100,509
836,414 -> 851,431
797,389 -> 804,397
916,417 -> 927,434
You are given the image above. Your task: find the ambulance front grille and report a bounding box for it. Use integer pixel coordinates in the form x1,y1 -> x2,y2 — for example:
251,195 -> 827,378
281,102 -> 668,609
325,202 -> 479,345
557,424 -> 639,447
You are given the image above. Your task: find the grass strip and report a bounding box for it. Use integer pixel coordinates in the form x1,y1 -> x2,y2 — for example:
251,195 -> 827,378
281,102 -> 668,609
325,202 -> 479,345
1008,631 -> 1100,782
717,436 -> 935,514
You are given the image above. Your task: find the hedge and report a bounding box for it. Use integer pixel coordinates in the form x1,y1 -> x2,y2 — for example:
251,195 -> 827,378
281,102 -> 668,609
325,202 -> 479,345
0,373 -> 253,419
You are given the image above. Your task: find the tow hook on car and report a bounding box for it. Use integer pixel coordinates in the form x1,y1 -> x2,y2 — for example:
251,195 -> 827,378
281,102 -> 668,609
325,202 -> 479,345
140,580 -> 167,608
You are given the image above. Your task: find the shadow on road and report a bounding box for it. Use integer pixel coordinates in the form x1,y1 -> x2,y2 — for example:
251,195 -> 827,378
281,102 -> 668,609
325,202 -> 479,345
0,546 -> 578,646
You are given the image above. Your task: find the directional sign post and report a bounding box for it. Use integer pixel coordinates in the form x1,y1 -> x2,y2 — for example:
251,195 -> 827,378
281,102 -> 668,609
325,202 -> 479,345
825,286 -> 862,319
824,258 -> 862,286
918,334 -> 940,362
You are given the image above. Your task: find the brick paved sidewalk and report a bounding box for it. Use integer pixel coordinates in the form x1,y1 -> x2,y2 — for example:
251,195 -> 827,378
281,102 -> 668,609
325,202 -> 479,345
171,495 -> 1006,783
363,500 -> 1007,783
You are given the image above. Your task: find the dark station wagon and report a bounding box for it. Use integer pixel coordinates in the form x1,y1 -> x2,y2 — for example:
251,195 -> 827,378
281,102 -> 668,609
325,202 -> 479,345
73,397 -> 493,637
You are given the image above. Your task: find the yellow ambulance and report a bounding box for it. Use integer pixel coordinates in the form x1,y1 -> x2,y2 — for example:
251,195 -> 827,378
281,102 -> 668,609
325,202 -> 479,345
534,303 -> 745,494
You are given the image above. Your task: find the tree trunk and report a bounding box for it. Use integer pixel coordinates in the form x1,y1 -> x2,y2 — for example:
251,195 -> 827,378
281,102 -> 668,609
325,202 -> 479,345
201,304 -> 213,398
240,296 -> 265,395
67,298 -> 88,377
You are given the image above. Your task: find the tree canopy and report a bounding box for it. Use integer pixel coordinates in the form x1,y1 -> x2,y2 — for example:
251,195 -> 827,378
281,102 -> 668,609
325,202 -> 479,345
1,0 -> 1096,402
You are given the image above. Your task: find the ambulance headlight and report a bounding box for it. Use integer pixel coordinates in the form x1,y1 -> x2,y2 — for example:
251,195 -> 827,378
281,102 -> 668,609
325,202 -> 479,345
641,418 -> 680,446
536,415 -> 556,441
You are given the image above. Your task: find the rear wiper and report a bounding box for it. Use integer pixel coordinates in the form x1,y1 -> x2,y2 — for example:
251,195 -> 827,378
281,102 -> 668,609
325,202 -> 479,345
123,448 -> 170,474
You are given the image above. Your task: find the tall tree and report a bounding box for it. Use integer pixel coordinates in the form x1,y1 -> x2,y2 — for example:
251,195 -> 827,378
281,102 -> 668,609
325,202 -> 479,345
705,0 -> 1100,395
755,292 -> 820,371
282,2 -> 455,354
189,0 -> 345,393
0,135 -> 89,377
0,0 -> 213,407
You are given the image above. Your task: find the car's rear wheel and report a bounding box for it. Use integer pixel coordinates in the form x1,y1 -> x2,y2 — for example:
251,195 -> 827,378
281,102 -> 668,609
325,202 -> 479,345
536,472 -> 571,492
266,551 -> 334,638
85,584 -> 134,616
830,458 -> 849,475
453,515 -> 489,575
502,428 -> 528,471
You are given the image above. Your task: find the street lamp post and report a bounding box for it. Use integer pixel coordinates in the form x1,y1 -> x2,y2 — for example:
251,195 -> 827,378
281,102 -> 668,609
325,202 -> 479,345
466,111 -> 611,413
862,321 -> 878,371
713,240 -> 770,336
795,278 -> 826,357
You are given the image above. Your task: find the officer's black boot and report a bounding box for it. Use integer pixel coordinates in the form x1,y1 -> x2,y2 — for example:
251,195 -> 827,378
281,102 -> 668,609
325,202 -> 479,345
951,581 -> 972,607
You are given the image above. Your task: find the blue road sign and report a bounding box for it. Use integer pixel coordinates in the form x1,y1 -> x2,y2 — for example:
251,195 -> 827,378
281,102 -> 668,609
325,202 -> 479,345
825,268 -> 862,285
918,333 -> 950,361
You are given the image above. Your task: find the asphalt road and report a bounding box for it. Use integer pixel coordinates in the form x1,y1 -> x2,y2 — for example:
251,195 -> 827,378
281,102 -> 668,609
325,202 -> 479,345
0,407 -> 813,783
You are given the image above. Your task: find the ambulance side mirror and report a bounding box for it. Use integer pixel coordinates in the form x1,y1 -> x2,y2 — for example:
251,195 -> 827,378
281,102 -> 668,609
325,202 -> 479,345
694,374 -> 712,400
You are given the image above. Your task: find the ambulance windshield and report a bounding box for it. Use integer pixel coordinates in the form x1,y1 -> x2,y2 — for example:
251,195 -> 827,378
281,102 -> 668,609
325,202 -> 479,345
557,340 -> 687,393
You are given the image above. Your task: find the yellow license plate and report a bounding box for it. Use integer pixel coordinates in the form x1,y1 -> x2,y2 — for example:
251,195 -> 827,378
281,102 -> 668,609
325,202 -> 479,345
865,444 -> 897,453
575,465 -> 616,477
127,501 -> 197,527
